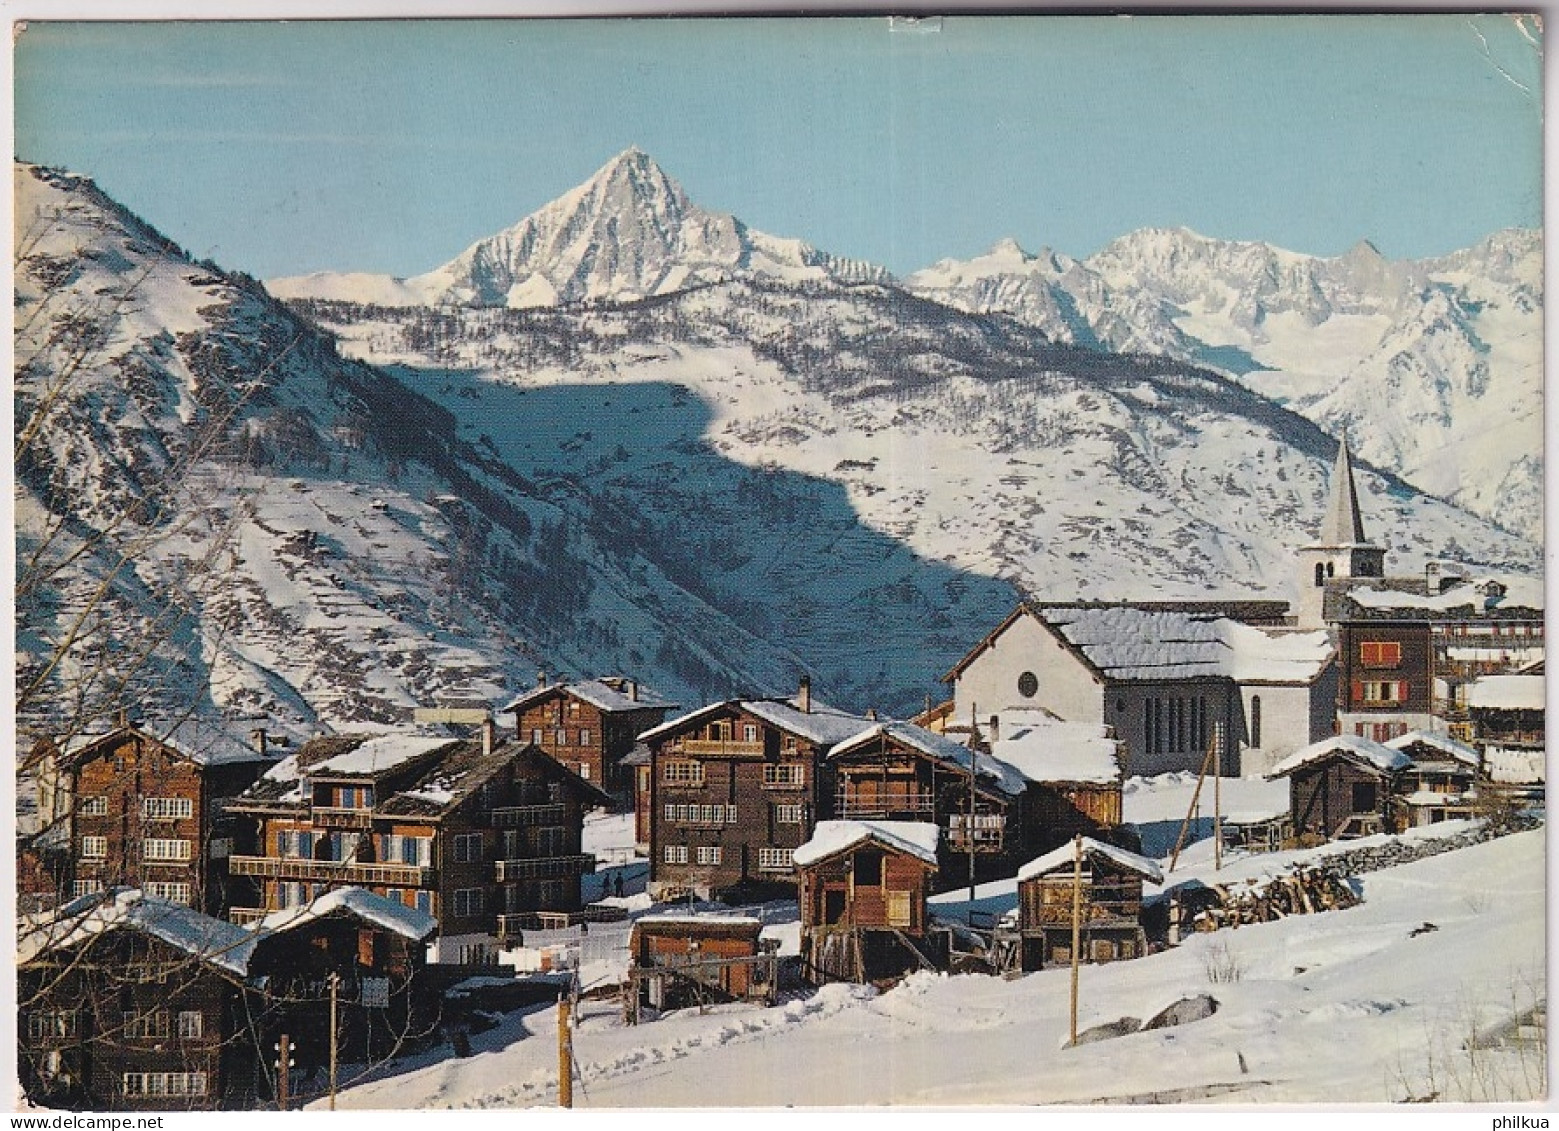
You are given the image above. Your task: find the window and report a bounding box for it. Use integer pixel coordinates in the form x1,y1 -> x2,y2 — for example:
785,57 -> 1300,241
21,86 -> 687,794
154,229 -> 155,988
80,835 -> 108,859
453,832 -> 484,864
662,760 -> 705,786
414,890 -> 434,915
144,881 -> 192,905
381,834 -> 432,867
27,1011 -> 77,1039
757,847 -> 794,871
123,1073 -> 206,1098
579,729 -> 592,747
530,728 -> 543,745
578,763 -> 590,779
79,795 -> 109,817
1017,671 -> 1039,698
123,1010 -> 171,1040
279,829 -> 315,859
774,804 -> 804,824
1314,562 -> 1326,587
1359,641 -> 1403,667
1351,781 -> 1378,813
764,763 -> 805,787
452,888 -> 484,917
663,844 -> 688,865
853,849 -> 883,886
743,723 -> 759,742
143,838 -> 191,862
536,825 -> 567,855
1249,695 -> 1262,749
695,845 -> 722,866
1357,680 -> 1408,705
71,879 -> 104,898
177,1011 -> 204,1039
142,796 -> 194,819
555,729 -> 568,746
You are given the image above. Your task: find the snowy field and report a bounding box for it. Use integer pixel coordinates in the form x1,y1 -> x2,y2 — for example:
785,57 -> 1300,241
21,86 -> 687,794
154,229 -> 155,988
314,778 -> 1546,1111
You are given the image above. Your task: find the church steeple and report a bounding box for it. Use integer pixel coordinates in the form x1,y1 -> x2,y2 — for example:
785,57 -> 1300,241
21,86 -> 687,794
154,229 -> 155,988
1295,437 -> 1387,629
1319,440 -> 1370,546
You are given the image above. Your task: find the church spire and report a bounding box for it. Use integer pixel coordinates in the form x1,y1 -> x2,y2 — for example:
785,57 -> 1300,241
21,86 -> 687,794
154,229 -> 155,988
1319,439 -> 1368,546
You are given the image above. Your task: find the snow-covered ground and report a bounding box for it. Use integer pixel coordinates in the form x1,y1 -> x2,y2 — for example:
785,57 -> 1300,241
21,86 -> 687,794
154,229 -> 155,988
317,778 -> 1546,1110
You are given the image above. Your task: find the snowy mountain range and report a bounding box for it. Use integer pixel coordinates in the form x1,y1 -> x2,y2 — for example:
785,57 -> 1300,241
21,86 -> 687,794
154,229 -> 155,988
277,149 -> 1542,541
14,155 -> 1541,740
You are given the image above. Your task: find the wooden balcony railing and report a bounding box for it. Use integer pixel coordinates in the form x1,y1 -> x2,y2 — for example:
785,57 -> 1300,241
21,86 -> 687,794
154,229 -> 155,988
227,907 -> 269,926
835,792 -> 936,818
493,854 -> 596,882
310,807 -> 376,830
678,739 -> 764,757
490,803 -> 567,829
228,855 -> 434,887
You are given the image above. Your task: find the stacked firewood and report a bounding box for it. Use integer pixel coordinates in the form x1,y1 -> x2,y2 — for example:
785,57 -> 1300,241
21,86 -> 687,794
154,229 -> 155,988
1191,865 -> 1360,931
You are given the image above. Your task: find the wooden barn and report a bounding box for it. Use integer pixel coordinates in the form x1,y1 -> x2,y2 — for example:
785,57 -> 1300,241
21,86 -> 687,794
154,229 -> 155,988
1385,731 -> 1482,827
1266,735 -> 1412,843
984,711 -> 1125,852
624,915 -> 776,1022
1008,836 -> 1162,971
794,820 -> 942,985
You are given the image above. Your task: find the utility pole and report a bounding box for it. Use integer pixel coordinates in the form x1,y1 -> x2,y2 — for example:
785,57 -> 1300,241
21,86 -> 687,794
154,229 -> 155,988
276,1033 -> 290,1112
557,994 -> 573,1108
967,704 -> 978,905
1213,722 -> 1224,873
1069,835 -> 1083,1047
328,973 -> 340,1111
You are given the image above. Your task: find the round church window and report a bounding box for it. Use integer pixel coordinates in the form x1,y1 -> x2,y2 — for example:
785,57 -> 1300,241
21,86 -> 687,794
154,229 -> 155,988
1017,671 -> 1038,698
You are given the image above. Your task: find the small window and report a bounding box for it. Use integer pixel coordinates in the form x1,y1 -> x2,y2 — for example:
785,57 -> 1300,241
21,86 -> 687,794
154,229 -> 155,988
853,849 -> 883,886
177,1011 -> 203,1039
695,845 -> 722,866
1359,641 -> 1403,667
80,835 -> 109,859
1351,781 -> 1377,813
1249,695 -> 1262,748
79,795 -> 109,817
1314,562 -> 1326,587
1017,671 -> 1039,698
663,844 -> 688,865
579,728 -> 591,746
453,832 -> 484,864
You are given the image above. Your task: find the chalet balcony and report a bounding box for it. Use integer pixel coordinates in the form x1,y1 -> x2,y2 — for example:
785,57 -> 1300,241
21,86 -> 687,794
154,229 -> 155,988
677,738 -> 764,757
228,854 -> 435,887
497,905 -> 628,941
493,854 -> 596,882
835,792 -> 936,819
310,806 -> 377,830
227,907 -> 269,926
490,803 -> 567,829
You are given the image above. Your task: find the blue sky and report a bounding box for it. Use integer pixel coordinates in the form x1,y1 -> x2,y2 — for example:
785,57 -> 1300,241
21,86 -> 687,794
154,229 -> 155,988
13,15 -> 1544,279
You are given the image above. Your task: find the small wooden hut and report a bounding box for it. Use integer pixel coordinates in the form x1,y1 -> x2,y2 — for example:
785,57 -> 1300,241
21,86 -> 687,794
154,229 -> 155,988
1010,836 -> 1162,971
1266,735 -> 1411,843
625,915 -> 775,1023
794,820 -> 942,985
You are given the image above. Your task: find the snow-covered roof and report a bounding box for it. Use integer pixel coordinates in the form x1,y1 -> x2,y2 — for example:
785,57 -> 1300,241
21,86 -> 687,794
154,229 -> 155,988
253,886 -> 436,942
1484,745 -> 1545,785
1466,674 -> 1546,712
989,711 -> 1122,786
19,889 -> 258,974
640,695 -> 872,747
632,914 -> 762,929
1017,836 -> 1164,884
502,678 -> 677,715
1398,790 -> 1474,808
309,733 -> 459,776
1035,605 -> 1332,684
1266,735 -> 1412,779
793,820 -> 942,869
57,720 -> 277,768
831,721 -> 1028,797
1385,730 -> 1481,768
1345,575 -> 1544,615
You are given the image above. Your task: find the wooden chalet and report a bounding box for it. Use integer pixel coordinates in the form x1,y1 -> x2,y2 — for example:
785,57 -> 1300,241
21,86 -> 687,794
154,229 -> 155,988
828,721 -> 1027,886
1384,731 -> 1482,827
1266,735 -> 1413,843
224,722 -> 610,964
18,889 -> 256,1110
502,675 -> 677,809
624,915 -> 777,1023
1005,836 -> 1163,971
241,888 -> 439,1101
27,719 -> 280,916
794,820 -> 943,985
640,679 -> 873,901
984,711 -> 1126,853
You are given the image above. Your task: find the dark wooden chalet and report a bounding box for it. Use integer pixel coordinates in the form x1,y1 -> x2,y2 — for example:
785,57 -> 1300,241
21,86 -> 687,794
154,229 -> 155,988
1008,836 -> 1163,971
624,915 -> 776,1023
984,711 -> 1127,853
502,676 -> 677,809
640,680 -> 873,901
827,720 -> 1028,889
794,820 -> 942,985
1384,731 -> 1482,827
18,889 -> 256,1111
224,722 -> 610,964
1265,735 -> 1413,843
27,720 -> 280,916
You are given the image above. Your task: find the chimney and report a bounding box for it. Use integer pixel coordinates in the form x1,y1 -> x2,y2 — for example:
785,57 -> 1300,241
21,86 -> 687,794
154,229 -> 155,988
251,729 -> 269,757
629,680 -> 639,703
537,668 -> 548,688
989,715 -> 1000,743
482,715 -> 497,758
798,675 -> 812,714
117,706 -> 129,729
866,707 -> 878,721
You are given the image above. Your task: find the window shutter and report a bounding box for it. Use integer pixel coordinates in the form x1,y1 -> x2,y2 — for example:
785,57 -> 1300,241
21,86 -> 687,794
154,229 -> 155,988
1398,680 -> 1410,703
1351,680 -> 1364,704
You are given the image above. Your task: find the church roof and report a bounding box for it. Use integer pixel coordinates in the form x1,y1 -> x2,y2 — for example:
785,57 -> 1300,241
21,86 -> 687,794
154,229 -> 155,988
1316,440 -> 1375,548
